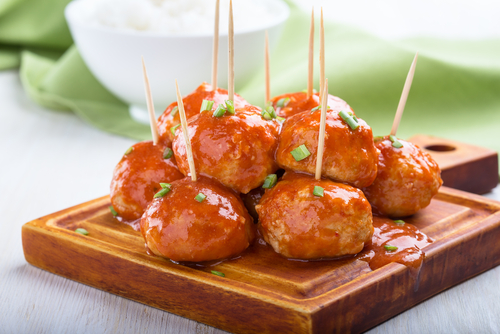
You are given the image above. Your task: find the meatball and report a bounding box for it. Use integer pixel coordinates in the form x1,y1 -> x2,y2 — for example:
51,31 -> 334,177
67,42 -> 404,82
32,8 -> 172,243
110,141 -> 184,221
157,82 -> 250,145
362,136 -> 442,217
256,172 -> 373,259
172,105 -> 280,194
276,107 -> 379,188
140,176 -> 256,262
270,92 -> 352,118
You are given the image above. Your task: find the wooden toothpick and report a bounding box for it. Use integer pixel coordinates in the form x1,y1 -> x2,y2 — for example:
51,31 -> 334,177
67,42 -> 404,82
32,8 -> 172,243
141,56 -> 159,145
228,0 -> 234,101
315,79 -> 328,180
211,0 -> 220,90
390,52 -> 419,136
265,30 -> 270,103
319,8 -> 325,102
175,80 -> 197,181
307,7 -> 314,99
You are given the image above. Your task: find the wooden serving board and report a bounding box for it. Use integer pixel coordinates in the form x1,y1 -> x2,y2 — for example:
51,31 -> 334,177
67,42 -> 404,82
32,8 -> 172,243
22,186 -> 500,333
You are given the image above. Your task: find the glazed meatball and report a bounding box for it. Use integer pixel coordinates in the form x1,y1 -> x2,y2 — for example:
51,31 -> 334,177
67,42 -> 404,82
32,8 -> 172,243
110,141 -> 184,221
276,107 -> 378,188
270,92 -> 352,118
157,82 -> 250,145
256,172 -> 373,259
172,105 -> 280,194
362,136 -> 442,217
140,177 -> 256,262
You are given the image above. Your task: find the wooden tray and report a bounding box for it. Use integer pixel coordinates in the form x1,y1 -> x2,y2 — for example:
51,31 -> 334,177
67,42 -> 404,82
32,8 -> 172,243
22,186 -> 500,333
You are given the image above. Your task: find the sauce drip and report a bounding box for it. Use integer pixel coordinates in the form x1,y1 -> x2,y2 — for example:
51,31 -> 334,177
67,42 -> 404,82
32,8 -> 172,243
357,217 -> 433,283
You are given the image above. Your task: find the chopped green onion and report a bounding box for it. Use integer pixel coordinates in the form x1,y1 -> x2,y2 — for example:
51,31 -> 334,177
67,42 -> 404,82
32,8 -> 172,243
276,97 -> 290,108
262,174 -> 278,189
339,110 -> 359,130
384,245 -> 398,251
276,116 -> 286,123
75,228 -> 89,235
124,147 -> 133,155
225,100 -> 235,114
109,206 -> 118,217
160,183 -> 171,189
170,106 -> 179,117
267,106 -> 277,119
313,186 -> 324,197
200,99 -> 214,112
170,124 -> 181,136
291,144 -> 311,161
373,136 -> 384,142
211,270 -> 225,277
154,187 -> 171,198
394,220 -> 405,225
389,135 -> 403,148
213,104 -> 227,117
163,147 -> 173,159
310,105 -> 320,113
195,193 -> 207,203
261,111 -> 272,120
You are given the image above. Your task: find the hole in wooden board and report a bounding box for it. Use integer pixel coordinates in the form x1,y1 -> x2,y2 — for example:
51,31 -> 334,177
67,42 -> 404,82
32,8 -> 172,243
425,144 -> 456,152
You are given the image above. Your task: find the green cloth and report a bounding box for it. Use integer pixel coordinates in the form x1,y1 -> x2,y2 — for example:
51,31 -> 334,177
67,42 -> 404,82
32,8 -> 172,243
1,1 -> 500,152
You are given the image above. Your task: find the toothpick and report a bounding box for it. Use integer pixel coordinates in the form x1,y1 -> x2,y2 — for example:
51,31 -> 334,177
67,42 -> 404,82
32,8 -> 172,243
265,30 -> 270,103
307,7 -> 314,99
211,0 -> 220,90
319,8 -> 325,102
175,80 -> 197,181
141,56 -> 159,145
228,0 -> 234,101
390,52 -> 419,136
315,79 -> 328,180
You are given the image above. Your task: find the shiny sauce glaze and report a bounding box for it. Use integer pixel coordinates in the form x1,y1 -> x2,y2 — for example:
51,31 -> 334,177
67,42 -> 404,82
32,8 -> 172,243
172,105 -> 280,194
157,82 -> 250,146
357,217 -> 433,278
271,92 -> 353,118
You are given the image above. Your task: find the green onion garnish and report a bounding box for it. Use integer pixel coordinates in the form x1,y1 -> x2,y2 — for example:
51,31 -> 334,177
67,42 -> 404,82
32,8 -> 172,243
310,105 -> 320,113
213,104 -> 227,117
195,193 -> 206,203
200,99 -> 214,112
389,135 -> 403,148
75,228 -> 89,235
313,186 -> 324,197
339,110 -> 359,130
211,270 -> 225,277
291,144 -> 311,161
154,187 -> 171,198
163,147 -> 173,159
261,111 -> 272,120
267,106 -> 277,119
394,220 -> 405,225
276,116 -> 286,123
124,147 -> 133,155
159,183 -> 171,189
170,106 -> 179,117
384,245 -> 398,251
262,174 -> 278,189
170,124 -> 181,136
225,100 -> 235,114
276,97 -> 290,108
109,206 -> 118,217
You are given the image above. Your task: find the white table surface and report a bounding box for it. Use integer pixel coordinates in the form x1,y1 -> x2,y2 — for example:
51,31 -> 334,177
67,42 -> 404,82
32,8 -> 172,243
1,66 -> 500,334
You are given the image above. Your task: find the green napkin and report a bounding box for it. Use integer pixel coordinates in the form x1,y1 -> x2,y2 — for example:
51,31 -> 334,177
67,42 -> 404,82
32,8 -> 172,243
2,0 -> 500,154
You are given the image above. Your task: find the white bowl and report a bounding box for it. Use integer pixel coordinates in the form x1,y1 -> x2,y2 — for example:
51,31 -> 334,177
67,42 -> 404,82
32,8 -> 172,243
65,0 -> 289,123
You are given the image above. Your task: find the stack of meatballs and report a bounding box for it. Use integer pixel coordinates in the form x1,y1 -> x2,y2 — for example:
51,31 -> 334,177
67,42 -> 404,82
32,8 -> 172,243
110,83 -> 442,263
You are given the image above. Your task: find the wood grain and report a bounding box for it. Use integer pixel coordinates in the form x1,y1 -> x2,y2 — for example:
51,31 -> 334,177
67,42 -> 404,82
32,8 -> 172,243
409,135 -> 499,194
22,187 -> 500,333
